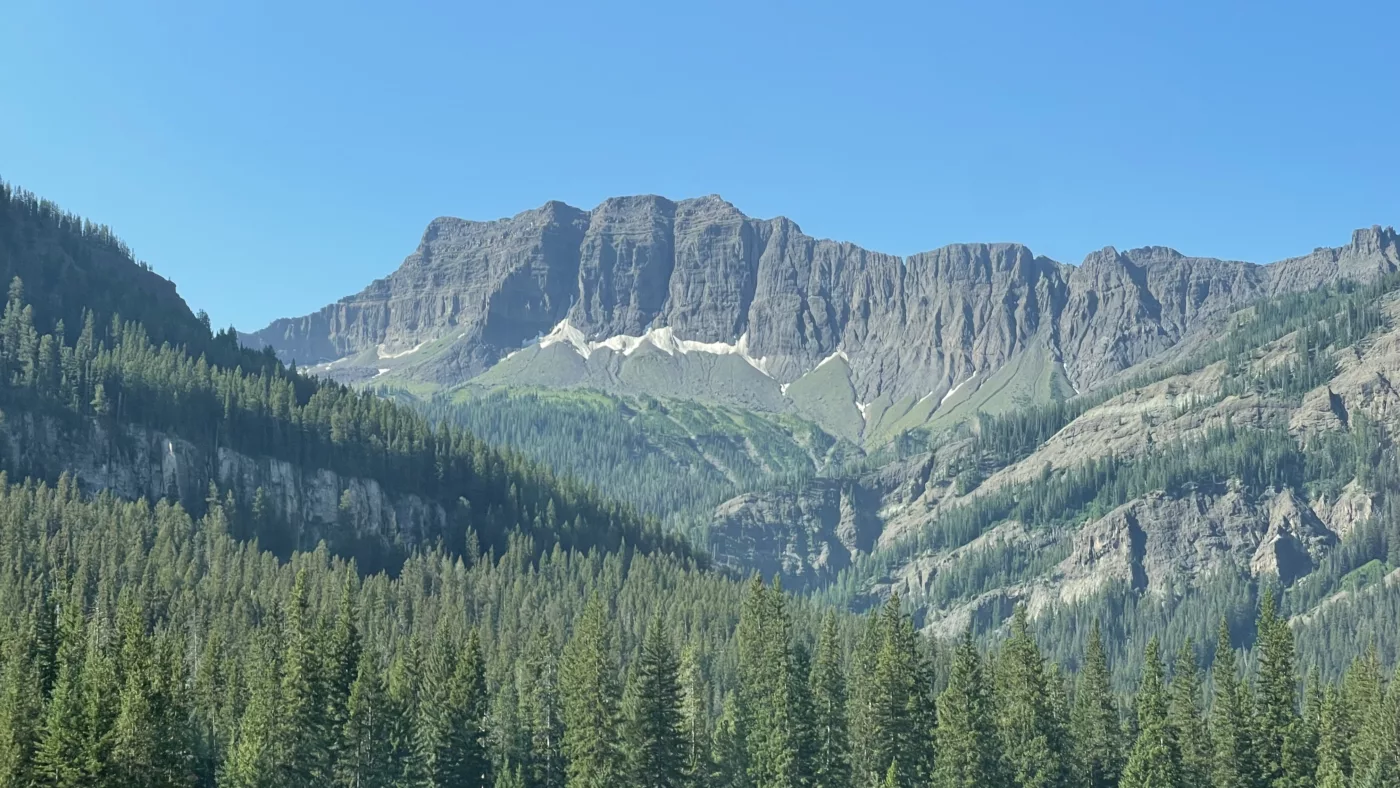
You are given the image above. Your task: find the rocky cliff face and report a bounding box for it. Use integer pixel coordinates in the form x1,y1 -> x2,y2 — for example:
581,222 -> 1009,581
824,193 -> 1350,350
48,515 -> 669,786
245,195 -> 1400,407
0,411 -> 445,564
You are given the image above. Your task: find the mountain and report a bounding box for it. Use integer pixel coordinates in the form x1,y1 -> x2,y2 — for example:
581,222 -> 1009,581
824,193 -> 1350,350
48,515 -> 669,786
244,195 -> 1399,443
3,181 -> 1400,788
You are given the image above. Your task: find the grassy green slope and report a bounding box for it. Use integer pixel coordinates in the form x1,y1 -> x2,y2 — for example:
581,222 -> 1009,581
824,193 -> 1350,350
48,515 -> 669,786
399,385 -> 862,530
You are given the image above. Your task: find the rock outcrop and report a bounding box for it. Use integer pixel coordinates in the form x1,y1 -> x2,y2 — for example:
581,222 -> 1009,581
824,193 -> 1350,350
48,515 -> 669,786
0,410 -> 445,568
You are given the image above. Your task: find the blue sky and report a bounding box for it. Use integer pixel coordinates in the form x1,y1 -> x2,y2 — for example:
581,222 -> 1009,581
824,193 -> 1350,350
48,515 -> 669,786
3,1 -> 1397,330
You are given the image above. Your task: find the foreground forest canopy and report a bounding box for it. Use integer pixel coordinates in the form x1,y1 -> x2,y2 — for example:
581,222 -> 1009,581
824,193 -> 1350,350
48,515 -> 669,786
1,479 -> 1398,788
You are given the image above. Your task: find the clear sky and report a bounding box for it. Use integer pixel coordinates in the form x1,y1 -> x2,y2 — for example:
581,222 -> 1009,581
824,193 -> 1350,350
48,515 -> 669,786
3,1 -> 1396,330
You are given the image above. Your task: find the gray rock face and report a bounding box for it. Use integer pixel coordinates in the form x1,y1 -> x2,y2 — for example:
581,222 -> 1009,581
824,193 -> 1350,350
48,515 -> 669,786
0,411 -> 446,556
709,478 -> 883,590
243,192 -> 1399,403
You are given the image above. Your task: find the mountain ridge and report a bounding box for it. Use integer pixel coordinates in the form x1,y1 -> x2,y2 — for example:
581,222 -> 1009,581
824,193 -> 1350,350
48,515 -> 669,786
244,195 -> 1398,420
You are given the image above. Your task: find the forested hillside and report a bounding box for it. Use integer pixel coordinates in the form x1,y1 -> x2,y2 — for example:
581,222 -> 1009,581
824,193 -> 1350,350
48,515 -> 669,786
0,179 -> 680,576
2,476 -> 1398,787
399,386 -> 859,528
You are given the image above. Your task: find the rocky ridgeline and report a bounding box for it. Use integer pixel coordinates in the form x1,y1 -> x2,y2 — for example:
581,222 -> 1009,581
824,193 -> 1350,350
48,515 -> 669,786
244,196 -> 1400,406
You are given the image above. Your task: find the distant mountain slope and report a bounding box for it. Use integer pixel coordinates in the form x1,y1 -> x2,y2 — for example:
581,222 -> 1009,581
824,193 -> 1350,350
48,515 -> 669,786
244,194 -> 1399,442
720,272 -> 1400,645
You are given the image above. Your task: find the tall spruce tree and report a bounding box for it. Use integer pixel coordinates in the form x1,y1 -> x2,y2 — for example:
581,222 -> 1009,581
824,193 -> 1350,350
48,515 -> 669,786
1070,621 -> 1122,788
809,613 -> 851,788
933,628 -> 1001,788
994,606 -> 1066,788
736,577 -> 801,788
679,645 -> 710,788
1255,590 -> 1297,787
1120,637 -> 1181,788
1313,686 -> 1349,788
1169,641 -> 1209,788
623,615 -> 686,788
334,645 -> 395,788
561,594 -> 623,788
1211,619 -> 1256,788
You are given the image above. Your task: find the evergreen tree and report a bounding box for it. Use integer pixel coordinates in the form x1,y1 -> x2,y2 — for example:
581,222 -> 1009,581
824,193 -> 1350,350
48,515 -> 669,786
1120,638 -> 1181,788
34,588 -> 88,787
679,645 -> 710,788
455,628 -> 493,787
933,628 -> 1001,788
278,567 -> 329,784
520,622 -> 565,788
1070,621 -> 1122,788
0,612 -> 41,788
1211,619 -> 1257,788
736,577 -> 801,788
1313,686 -> 1349,788
809,613 -> 851,788
1255,591 -> 1300,788
561,595 -> 623,788
334,646 -> 396,788
623,615 -> 687,788
110,595 -> 164,787
994,605 -> 1066,788
1169,641 -> 1209,788
1344,645 -> 1384,780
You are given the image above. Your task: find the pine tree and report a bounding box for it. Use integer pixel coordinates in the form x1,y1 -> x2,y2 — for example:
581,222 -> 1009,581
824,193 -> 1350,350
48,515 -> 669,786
736,577 -> 801,788
1070,621 -> 1121,788
1313,687 -> 1349,788
334,645 -> 396,788
455,628 -> 493,787
78,613 -> 119,782
809,613 -> 851,788
847,613 -> 882,787
1120,638 -> 1181,788
414,621 -> 460,787
1211,619 -> 1256,788
0,612 -> 42,788
34,588 -> 89,787
561,594 -> 623,788
1255,591 -> 1297,787
679,645 -> 710,788
520,622 -> 565,788
222,633 -> 280,788
994,605 -> 1066,788
325,566 -> 361,778
495,760 -> 527,788
1169,641 -> 1209,788
278,567 -> 329,784
1277,671 -> 1320,788
1344,645 -> 1384,780
623,615 -> 686,788
110,595 -> 163,787
933,628 -> 1001,788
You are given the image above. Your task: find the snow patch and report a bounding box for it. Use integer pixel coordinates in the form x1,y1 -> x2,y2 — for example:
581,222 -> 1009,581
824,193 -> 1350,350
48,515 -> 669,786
940,373 -> 977,406
779,382 -> 790,396
856,401 -> 870,419
377,341 -> 426,360
534,321 -> 773,376
374,368 -> 390,378
814,349 -> 849,370
539,319 -> 593,358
